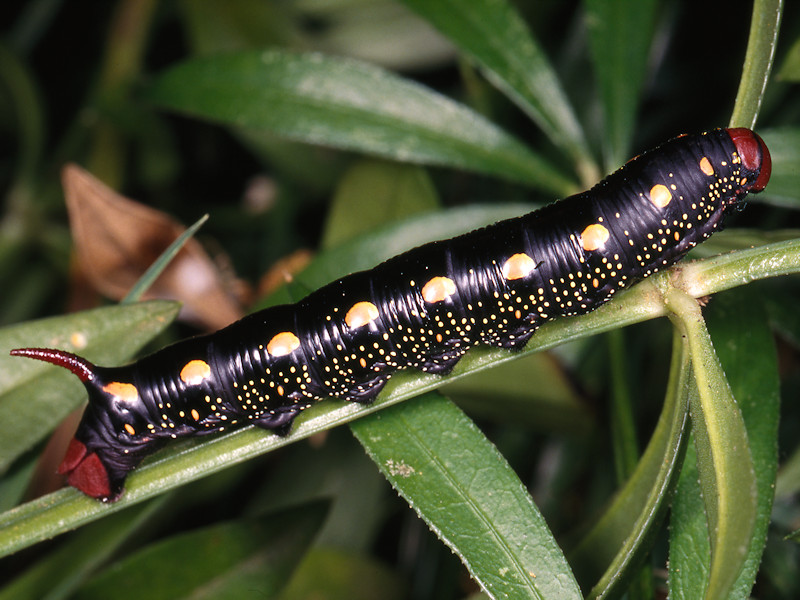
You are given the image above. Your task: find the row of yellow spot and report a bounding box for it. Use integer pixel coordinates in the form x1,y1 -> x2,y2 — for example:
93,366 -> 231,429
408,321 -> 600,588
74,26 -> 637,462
109,153 -> 721,438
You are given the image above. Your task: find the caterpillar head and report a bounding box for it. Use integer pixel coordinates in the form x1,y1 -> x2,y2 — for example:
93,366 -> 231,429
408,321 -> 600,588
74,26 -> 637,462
725,128 -> 771,195
11,348 -> 159,502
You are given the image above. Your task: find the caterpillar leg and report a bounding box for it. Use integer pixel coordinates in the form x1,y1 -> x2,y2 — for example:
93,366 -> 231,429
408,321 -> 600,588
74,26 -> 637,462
251,407 -> 304,436
418,348 -> 466,375
341,374 -> 389,405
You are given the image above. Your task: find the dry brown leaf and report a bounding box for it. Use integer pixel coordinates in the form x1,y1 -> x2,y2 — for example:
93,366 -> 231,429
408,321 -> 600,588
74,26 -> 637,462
62,163 -> 244,329
257,248 -> 314,298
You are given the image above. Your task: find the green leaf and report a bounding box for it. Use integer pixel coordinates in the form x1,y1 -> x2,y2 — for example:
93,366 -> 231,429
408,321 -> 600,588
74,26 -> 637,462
280,547 -> 408,600
670,288 -> 779,598
321,160 -> 440,249
569,328 -> 690,598
400,0 -> 596,182
72,502 -> 327,600
147,50 -> 576,194
669,443 -> 710,598
444,352 -> 592,436
584,0 -> 657,169
665,289 -> 758,599
0,499 -> 166,600
776,35 -> 800,81
758,127 -> 800,208
122,214 -> 209,303
351,391 -> 582,599
0,301 -> 180,474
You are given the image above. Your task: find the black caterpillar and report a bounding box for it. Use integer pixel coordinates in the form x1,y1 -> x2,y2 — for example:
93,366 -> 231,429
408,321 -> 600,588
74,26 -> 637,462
11,128 -> 771,502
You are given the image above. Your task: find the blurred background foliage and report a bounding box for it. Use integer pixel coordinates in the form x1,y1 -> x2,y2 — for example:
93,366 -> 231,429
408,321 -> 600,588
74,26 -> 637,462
1,0 -> 800,598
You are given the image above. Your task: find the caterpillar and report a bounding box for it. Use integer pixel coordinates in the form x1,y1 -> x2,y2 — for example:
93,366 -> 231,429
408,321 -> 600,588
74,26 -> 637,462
11,128 -> 770,502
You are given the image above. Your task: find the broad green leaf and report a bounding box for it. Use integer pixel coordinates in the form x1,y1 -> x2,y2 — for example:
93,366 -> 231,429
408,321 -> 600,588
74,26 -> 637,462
0,301 -> 180,474
351,392 -> 582,600
321,160 -> 440,249
665,289 -> 757,599
569,328 -> 690,598
73,503 -> 327,600
585,0 -> 657,169
147,50 -> 576,194
400,0 -> 596,182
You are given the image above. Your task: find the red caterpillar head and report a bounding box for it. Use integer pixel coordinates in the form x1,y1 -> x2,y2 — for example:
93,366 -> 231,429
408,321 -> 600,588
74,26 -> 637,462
11,348 -> 159,502
725,128 -> 771,193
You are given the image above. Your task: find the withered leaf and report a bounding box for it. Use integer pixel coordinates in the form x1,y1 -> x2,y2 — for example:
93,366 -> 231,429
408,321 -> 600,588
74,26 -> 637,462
62,164 -> 243,329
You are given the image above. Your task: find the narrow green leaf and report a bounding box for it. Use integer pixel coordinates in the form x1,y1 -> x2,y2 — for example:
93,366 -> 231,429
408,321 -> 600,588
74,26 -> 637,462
122,213 -> 209,303
351,392 -> 582,600
729,0 -> 782,129
585,0 -> 657,169
147,50 -> 576,194
444,353 -> 592,436
665,289 -> 758,599
0,42 -> 44,189
607,329 -> 640,483
775,444 -> 800,499
280,547 -> 408,600
400,0 -> 596,182
570,329 -> 690,598
0,499 -> 166,600
678,236 -> 800,299
758,127 -> 800,208
73,503 -> 328,600
669,442 -> 710,598
320,160 -> 440,249
776,35 -> 800,81
670,288 -> 779,598
0,301 -> 180,473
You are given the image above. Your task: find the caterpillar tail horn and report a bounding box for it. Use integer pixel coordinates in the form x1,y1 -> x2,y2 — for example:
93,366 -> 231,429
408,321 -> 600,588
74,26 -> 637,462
11,347 -> 131,501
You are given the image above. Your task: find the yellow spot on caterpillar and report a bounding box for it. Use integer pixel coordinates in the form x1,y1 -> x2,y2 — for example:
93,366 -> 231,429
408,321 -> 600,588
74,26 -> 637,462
124,423 -> 136,435
359,357 -> 367,368
422,276 -> 456,303
649,184 -> 672,208
699,156 -> 714,176
267,331 -> 300,357
345,301 -> 379,329
502,253 -> 536,280
191,409 -> 200,421
103,381 -> 139,403
180,359 -> 211,385
580,224 -> 610,251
